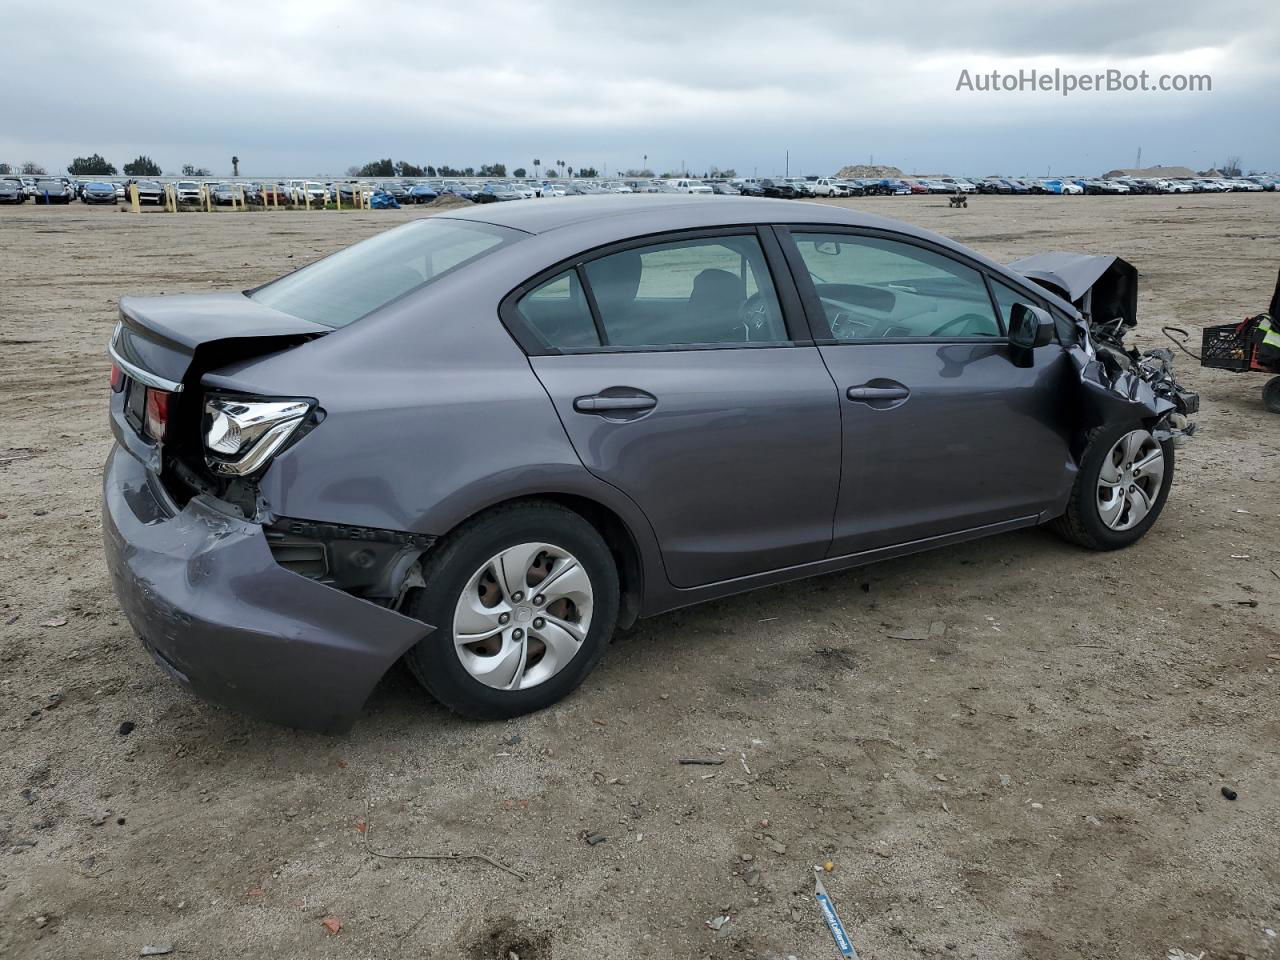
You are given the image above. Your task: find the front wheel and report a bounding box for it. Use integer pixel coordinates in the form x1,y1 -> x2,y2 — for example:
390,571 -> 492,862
1263,376 -> 1280,414
403,502 -> 619,719
1050,423 -> 1174,550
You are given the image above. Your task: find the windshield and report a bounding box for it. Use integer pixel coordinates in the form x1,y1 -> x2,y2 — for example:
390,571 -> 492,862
251,218 -> 522,328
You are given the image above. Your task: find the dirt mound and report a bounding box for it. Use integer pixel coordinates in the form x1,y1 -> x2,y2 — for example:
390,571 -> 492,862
835,163 -> 904,179
426,194 -> 473,209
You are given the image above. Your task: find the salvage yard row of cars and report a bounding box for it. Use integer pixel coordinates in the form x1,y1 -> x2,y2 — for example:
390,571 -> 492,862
2,171 -> 1277,205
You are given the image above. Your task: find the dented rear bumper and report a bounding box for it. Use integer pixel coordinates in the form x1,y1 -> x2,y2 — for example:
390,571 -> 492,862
102,446 -> 432,733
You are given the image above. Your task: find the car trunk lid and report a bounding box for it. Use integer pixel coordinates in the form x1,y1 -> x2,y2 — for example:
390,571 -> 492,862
111,291 -> 330,389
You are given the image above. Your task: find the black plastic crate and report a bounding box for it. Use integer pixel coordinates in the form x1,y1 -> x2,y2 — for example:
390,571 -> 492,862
1201,321 -> 1253,371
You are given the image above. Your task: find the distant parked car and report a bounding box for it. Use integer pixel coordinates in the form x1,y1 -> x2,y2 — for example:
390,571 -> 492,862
208,183 -> 239,206
734,180 -> 766,197
978,178 -> 1010,194
758,178 -> 799,199
940,177 -> 977,193
34,178 -> 75,203
540,182 -> 569,197
129,181 -> 164,205
0,178 -> 27,203
809,178 -> 847,197
407,184 -> 439,203
710,181 -> 740,195
81,181 -> 118,204
174,181 -> 202,204
475,183 -> 523,203
663,178 -> 713,194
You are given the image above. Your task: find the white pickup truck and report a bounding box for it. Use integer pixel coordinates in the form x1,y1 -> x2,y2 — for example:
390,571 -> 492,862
664,178 -> 714,194
809,178 -> 849,196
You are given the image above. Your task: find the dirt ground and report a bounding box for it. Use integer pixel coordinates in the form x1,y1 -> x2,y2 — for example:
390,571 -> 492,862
1,194 -> 1278,960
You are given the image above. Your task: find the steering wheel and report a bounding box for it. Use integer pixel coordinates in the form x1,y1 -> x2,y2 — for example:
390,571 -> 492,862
737,293 -> 774,341
930,313 -> 991,338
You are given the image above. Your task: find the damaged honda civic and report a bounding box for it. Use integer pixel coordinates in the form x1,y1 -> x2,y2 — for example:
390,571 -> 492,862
102,196 -> 1198,732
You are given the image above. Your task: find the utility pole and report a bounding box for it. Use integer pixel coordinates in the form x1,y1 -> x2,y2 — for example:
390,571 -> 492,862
1135,146 -> 1142,169
785,150 -> 789,177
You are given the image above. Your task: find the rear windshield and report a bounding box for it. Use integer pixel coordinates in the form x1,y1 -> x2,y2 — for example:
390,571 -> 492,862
250,217 -> 521,328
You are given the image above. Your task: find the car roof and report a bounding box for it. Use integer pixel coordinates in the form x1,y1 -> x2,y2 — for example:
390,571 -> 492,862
435,194 -> 1062,300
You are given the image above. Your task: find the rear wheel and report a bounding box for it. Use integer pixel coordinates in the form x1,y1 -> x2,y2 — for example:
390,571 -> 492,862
403,502 -> 619,719
1050,422 -> 1174,550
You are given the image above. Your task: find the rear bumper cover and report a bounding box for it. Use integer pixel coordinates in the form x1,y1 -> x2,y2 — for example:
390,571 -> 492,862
102,446 -> 432,733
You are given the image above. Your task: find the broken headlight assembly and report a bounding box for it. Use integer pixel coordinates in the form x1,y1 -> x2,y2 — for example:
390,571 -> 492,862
203,394 -> 318,476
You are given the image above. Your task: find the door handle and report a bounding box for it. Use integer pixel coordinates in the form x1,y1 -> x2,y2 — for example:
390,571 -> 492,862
573,393 -> 658,413
846,385 -> 910,403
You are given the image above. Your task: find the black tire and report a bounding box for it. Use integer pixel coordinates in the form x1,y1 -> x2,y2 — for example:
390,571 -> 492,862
1049,421 -> 1175,550
402,501 -> 619,719
1263,376 -> 1280,414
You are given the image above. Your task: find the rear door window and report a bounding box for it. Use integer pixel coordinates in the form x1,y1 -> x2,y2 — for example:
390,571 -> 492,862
582,235 -> 787,347
515,270 -> 600,349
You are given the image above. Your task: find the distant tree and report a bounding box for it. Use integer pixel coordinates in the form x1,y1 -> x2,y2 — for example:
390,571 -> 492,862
345,165 -> 362,177
660,169 -> 683,178
68,153 -> 117,176
357,158 -> 395,178
0,162 -> 10,174
513,167 -> 527,178
533,158 -> 541,178
622,168 -> 654,178
123,155 -> 161,177
464,167 -> 475,177
1222,154 -> 1243,177
566,166 -> 574,178
231,155 -> 240,176
709,166 -> 736,179
437,164 -> 465,178
180,163 -> 211,177
577,166 -> 598,178
478,163 -> 507,177
21,161 -> 47,175
426,165 -> 438,177
397,161 -> 425,177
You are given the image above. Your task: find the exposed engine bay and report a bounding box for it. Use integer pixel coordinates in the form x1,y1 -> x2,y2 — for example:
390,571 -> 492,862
1009,252 -> 1199,442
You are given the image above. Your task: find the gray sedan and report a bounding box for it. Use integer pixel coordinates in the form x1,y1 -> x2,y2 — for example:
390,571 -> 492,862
102,196 -> 1197,731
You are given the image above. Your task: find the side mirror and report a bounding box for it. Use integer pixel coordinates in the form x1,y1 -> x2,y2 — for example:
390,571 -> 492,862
1008,303 -> 1055,366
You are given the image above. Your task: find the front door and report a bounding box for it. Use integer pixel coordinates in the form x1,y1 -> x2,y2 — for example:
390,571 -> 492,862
513,230 -> 842,587
781,228 -> 1075,556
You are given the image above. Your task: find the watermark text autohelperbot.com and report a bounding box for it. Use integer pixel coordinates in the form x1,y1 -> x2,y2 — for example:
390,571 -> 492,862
955,68 -> 1211,96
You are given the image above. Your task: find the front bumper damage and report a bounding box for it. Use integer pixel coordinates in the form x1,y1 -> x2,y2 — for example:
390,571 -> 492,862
1010,251 -> 1199,442
103,446 -> 434,733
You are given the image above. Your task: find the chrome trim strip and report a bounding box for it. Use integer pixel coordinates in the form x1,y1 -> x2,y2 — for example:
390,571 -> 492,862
108,323 -> 184,393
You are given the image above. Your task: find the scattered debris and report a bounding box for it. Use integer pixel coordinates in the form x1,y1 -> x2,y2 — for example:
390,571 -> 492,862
814,869 -> 860,958
140,946 -> 174,957
1166,949 -> 1204,960
678,757 -> 724,766
822,861 -> 834,872
39,617 -> 68,628
44,692 -> 65,710
118,721 -> 135,736
768,839 -> 787,854
585,833 -> 607,846
363,806 -> 528,881
35,916 -> 48,928
1236,599 -> 1260,607
1221,786 -> 1238,801
321,917 -> 342,935
705,915 -> 730,931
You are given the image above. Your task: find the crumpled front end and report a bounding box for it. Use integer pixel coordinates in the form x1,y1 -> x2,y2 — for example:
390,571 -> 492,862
1010,251 -> 1199,443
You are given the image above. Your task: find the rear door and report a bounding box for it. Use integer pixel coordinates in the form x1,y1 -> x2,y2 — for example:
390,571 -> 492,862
506,228 -> 841,588
777,227 -> 1075,556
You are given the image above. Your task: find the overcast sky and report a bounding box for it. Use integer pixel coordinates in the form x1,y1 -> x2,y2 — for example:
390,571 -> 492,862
3,0 -> 1277,178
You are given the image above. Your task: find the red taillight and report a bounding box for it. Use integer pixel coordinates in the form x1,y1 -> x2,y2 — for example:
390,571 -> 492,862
110,363 -> 125,393
144,388 -> 171,441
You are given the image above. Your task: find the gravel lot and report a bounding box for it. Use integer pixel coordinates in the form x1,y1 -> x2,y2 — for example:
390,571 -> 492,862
1,195 -> 1278,960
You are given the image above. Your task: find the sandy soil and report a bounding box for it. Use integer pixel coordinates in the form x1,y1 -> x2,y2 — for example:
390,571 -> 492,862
0,195 -> 1277,960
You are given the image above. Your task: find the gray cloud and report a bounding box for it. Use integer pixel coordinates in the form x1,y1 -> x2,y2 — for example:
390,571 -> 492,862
1,0 -> 1276,177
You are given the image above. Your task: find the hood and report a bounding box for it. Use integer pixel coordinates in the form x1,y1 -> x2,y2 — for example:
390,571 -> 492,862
1008,251 -> 1138,328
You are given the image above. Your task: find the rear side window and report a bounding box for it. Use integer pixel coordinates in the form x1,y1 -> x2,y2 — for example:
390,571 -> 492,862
516,270 -> 600,349
582,235 -> 787,347
252,218 -> 521,328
